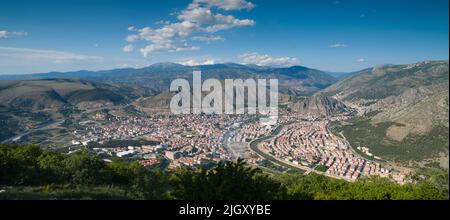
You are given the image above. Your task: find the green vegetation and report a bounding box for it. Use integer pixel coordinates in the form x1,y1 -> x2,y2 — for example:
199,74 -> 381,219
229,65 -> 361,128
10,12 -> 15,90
60,107 -> 82,118
0,144 -> 168,199
315,165 -> 328,172
170,160 -> 285,200
0,145 -> 448,200
257,160 -> 288,172
276,172 -> 447,200
330,117 -> 449,161
0,185 -> 134,200
409,168 -> 449,196
66,89 -> 125,104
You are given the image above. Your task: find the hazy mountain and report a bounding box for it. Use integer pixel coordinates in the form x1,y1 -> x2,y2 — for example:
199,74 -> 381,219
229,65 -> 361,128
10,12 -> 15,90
327,68 -> 374,80
0,63 -> 338,96
0,79 -> 131,112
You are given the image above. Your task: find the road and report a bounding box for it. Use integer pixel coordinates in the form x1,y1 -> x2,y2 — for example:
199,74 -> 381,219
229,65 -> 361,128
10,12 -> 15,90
248,123 -> 356,181
1,119 -> 65,144
1,100 -> 140,144
248,124 -> 312,173
222,128 -> 239,159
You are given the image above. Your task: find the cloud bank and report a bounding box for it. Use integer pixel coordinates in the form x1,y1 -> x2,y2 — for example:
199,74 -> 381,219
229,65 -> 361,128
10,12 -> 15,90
0,30 -> 28,39
238,53 -> 300,67
177,57 -> 218,66
0,47 -> 102,63
329,43 -> 348,48
0,47 -> 107,74
124,0 -> 256,57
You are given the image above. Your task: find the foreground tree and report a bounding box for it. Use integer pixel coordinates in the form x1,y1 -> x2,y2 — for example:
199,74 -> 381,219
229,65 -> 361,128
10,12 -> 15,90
170,159 -> 286,200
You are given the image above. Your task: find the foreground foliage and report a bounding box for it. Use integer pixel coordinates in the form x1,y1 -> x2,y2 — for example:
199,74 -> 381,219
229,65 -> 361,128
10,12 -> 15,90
0,145 -> 448,200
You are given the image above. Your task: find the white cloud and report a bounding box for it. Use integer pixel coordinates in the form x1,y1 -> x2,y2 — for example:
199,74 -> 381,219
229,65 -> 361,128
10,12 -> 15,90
0,47 -> 108,74
155,20 -> 171,25
122,44 -> 135,52
0,47 -> 157,74
238,53 -> 300,67
140,42 -> 199,58
357,58 -> 366,62
0,30 -> 28,39
329,43 -> 348,48
126,34 -> 140,42
115,63 -> 146,69
177,58 -> 217,66
0,31 -> 7,39
191,35 -> 224,43
125,0 -> 255,57
177,6 -> 255,33
0,47 -> 102,63
128,26 -> 137,31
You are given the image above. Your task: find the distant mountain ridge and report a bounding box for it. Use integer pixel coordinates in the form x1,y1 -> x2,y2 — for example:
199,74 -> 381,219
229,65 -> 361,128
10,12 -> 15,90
0,62 -> 338,96
0,78 -> 131,112
322,61 -> 448,101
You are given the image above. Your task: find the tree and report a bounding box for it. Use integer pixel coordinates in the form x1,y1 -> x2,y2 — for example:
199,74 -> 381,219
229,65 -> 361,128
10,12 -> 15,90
62,150 -> 109,186
170,159 -> 286,200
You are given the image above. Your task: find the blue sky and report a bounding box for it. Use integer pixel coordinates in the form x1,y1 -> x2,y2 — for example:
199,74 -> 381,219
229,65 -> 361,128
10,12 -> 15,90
0,0 -> 448,74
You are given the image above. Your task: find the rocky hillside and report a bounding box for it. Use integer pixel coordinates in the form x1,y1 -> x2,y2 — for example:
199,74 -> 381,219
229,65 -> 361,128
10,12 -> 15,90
322,61 -> 448,102
288,95 -> 354,116
324,61 -> 449,164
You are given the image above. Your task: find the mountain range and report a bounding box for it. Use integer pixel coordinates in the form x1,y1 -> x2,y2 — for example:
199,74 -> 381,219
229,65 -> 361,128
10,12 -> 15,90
0,62 -> 338,96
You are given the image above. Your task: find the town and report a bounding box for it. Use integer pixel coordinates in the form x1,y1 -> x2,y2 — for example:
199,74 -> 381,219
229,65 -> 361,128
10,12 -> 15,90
258,121 -> 390,180
69,108 -> 405,183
